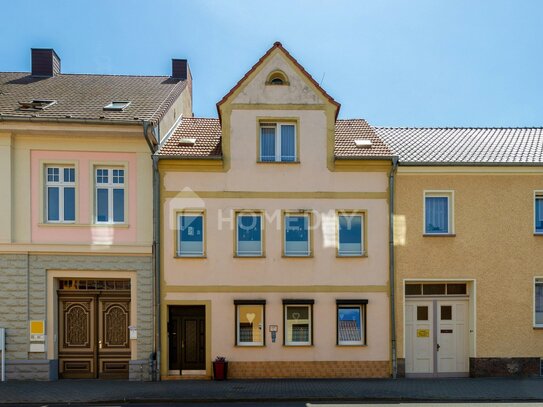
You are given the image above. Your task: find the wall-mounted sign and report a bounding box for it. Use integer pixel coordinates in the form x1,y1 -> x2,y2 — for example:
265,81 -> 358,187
129,325 -> 137,340
440,329 -> 453,334
269,325 -> 278,332
29,320 -> 45,342
417,329 -> 430,338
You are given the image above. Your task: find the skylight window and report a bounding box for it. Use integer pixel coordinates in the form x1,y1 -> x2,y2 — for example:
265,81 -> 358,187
354,139 -> 373,148
178,138 -> 196,146
18,99 -> 56,110
103,101 -> 130,111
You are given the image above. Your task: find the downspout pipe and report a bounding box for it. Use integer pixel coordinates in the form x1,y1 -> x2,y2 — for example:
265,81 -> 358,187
389,156 -> 399,379
152,153 -> 161,381
142,121 -> 161,381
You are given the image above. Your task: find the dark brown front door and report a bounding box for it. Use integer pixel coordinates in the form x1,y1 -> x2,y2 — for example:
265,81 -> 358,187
58,281 -> 130,379
168,306 -> 206,372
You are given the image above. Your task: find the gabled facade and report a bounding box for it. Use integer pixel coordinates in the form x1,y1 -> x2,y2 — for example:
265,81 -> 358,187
377,127 -> 543,377
0,49 -> 192,380
157,43 -> 394,379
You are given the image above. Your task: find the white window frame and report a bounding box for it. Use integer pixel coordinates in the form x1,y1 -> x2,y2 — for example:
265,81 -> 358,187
235,212 -> 264,257
534,277 -> 543,328
423,190 -> 455,235
337,212 -> 365,257
177,212 -> 205,257
236,303 -> 265,347
95,167 -> 126,224
337,304 -> 366,346
45,165 -> 76,223
259,122 -> 297,162
284,304 -> 312,346
534,191 -> 543,235
283,212 -> 311,257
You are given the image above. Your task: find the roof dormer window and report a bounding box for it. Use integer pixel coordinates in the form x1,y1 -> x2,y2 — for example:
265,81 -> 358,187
103,101 -> 130,111
266,70 -> 289,86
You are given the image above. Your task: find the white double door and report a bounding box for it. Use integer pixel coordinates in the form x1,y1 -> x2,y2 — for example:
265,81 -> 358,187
405,299 -> 469,377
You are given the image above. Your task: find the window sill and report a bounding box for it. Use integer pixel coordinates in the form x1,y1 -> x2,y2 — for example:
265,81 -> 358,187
39,223 -> 129,228
336,343 -> 367,347
235,344 -> 266,348
234,255 -> 266,258
533,326 -> 543,330
257,160 -> 300,164
174,255 -> 206,259
282,254 -> 313,258
534,233 -> 543,236
337,253 -> 368,258
423,233 -> 456,237
283,344 -> 313,347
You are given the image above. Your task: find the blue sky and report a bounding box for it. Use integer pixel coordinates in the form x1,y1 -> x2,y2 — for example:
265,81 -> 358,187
2,0 -> 542,126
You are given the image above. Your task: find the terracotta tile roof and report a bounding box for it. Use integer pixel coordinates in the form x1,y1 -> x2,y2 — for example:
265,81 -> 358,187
217,42 -> 340,120
157,117 -> 222,158
374,127 -> 543,165
0,72 -> 187,125
334,119 -> 395,158
158,117 -> 396,160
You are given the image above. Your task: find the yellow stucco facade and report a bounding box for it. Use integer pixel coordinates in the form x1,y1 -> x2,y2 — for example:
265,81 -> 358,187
394,167 -> 543,376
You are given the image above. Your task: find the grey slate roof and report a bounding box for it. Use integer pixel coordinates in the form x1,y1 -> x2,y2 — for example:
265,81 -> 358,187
0,72 -> 187,125
374,127 -> 543,165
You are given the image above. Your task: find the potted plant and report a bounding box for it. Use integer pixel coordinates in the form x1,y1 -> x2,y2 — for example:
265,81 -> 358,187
212,356 -> 228,380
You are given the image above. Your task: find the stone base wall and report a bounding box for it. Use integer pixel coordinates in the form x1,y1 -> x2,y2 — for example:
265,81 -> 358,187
5,360 -> 55,381
470,357 -> 540,377
129,359 -> 154,381
228,361 -> 390,379
396,358 -> 406,377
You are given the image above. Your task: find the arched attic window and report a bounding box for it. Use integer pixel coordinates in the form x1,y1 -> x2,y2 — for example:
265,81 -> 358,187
266,70 -> 289,86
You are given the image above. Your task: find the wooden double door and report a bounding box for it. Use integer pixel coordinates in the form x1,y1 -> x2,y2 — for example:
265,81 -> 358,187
168,306 -> 206,373
58,291 -> 131,379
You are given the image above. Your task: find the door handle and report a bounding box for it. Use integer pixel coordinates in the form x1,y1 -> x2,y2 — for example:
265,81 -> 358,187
181,340 -> 185,349
436,343 -> 440,351
99,340 -> 103,349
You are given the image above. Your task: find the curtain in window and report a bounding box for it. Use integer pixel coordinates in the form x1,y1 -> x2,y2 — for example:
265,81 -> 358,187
237,305 -> 263,345
47,187 -> 59,221
425,197 -> 448,233
536,282 -> 543,325
179,215 -> 204,256
113,189 -> 124,222
280,125 -> 295,162
64,187 -> 75,221
536,198 -> 543,232
338,215 -> 362,255
260,127 -> 276,161
237,215 -> 262,255
285,305 -> 310,344
285,215 -> 309,255
97,189 -> 109,222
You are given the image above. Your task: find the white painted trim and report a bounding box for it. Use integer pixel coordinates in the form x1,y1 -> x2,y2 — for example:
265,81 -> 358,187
423,190 -> 455,235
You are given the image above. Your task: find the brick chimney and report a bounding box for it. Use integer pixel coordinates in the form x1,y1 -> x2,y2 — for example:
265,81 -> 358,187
172,59 -> 191,81
31,48 -> 61,77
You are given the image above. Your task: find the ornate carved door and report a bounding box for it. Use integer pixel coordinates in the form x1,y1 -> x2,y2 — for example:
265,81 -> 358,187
98,294 -> 130,378
58,282 -> 130,379
58,295 -> 97,379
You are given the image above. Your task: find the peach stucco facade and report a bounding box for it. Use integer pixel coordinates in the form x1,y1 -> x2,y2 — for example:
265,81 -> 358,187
159,46 -> 392,378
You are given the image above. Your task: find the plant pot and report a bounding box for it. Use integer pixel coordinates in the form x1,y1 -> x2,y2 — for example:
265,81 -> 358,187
213,361 -> 228,380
